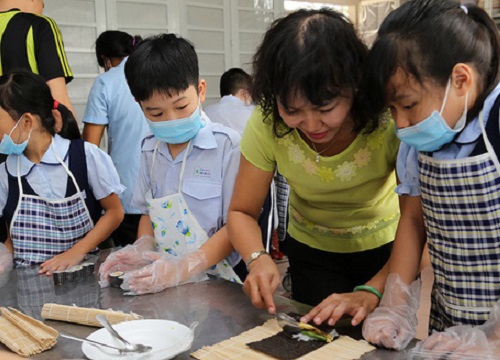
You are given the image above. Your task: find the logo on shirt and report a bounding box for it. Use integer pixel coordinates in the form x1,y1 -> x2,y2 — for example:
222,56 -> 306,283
194,166 -> 211,177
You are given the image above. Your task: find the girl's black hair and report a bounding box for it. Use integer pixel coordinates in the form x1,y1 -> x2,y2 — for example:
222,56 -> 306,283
251,8 -> 371,137
0,70 -> 80,140
95,30 -> 142,67
362,0 -> 500,121
125,33 -> 199,102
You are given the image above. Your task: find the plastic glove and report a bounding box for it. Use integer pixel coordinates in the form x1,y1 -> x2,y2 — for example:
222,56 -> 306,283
362,273 -> 421,350
412,299 -> 500,359
0,243 -> 13,273
121,249 -> 208,295
98,235 -> 156,287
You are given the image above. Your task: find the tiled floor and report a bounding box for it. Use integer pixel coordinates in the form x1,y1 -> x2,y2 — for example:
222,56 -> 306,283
275,251 -> 434,340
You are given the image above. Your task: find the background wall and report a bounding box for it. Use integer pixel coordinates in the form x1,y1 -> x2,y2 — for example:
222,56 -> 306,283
43,0 -> 400,122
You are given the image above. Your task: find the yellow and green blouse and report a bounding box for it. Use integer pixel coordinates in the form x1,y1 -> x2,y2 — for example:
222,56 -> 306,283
241,109 -> 400,253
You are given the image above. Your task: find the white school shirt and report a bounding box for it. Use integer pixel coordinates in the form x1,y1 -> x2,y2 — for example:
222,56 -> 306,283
0,134 -> 125,215
203,95 -> 255,135
132,115 -> 241,238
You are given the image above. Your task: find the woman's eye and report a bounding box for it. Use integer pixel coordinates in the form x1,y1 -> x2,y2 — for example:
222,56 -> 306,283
177,104 -> 188,110
403,103 -> 416,110
151,113 -> 162,117
284,109 -> 298,116
319,106 -> 335,114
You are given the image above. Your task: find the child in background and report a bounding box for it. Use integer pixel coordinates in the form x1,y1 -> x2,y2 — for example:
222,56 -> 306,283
83,30 -> 149,246
99,34 -> 245,295
0,71 -> 124,274
227,8 -> 400,327
361,0 -> 500,356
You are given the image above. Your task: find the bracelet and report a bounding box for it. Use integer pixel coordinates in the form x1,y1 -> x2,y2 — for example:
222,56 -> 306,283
353,285 -> 382,300
245,250 -> 270,271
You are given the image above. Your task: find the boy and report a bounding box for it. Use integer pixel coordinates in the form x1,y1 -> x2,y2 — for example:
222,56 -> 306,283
99,34 -> 246,295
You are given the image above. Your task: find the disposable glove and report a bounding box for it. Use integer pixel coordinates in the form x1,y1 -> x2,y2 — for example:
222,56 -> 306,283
412,299 -> 500,359
362,273 -> 421,350
0,243 -> 13,273
98,235 -> 156,287
121,249 -> 208,295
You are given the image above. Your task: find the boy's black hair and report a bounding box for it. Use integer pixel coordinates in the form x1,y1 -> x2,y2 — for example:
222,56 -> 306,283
0,70 -> 80,140
362,0 -> 500,122
220,68 -> 252,97
125,33 -> 199,102
95,30 -> 142,67
251,8 -> 370,137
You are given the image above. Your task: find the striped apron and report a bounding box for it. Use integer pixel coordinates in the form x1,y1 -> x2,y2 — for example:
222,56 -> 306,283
418,98 -> 500,333
9,142 -> 94,267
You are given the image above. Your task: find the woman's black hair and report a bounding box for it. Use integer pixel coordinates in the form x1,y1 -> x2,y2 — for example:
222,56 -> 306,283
362,0 -> 500,121
95,30 -> 142,67
0,70 -> 80,140
251,8 -> 370,137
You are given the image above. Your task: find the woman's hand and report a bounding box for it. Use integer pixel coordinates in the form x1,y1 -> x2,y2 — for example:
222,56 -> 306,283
300,290 -> 380,327
39,249 -> 85,275
243,255 -> 280,314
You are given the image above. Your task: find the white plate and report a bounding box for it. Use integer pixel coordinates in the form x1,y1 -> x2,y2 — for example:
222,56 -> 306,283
82,319 -> 194,360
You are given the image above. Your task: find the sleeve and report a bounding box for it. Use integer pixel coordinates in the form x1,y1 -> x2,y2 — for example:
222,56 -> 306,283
240,108 -> 277,172
0,164 -> 9,217
33,15 -> 73,82
82,76 -> 110,125
220,133 -> 241,225
130,138 -> 153,214
84,142 -> 125,200
395,142 -> 422,196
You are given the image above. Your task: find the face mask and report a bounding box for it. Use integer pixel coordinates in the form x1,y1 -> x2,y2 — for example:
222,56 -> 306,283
0,116 -> 31,155
395,80 -> 467,152
146,104 -> 204,144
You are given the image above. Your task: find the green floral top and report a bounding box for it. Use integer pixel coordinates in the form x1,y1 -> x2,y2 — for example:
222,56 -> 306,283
241,109 -> 400,253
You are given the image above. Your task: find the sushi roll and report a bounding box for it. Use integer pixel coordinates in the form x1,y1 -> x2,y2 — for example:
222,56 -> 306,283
109,271 -> 125,288
53,271 -> 65,286
65,268 -> 76,282
71,265 -> 84,280
82,262 -> 95,276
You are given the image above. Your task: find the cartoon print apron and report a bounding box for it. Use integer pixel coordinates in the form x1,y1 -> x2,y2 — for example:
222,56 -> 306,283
418,100 -> 500,333
146,141 -> 241,283
10,142 -> 94,267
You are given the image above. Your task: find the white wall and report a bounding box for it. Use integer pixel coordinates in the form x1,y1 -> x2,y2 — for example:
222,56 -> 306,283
44,0 -> 284,122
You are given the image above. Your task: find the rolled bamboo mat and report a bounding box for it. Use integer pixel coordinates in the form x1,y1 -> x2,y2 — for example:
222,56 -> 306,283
41,303 -> 143,327
0,307 -> 57,356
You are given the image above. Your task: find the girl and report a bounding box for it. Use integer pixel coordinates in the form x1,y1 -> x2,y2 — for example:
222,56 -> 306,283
361,0 -> 500,355
0,71 -> 124,274
227,8 -> 401,327
83,30 -> 149,246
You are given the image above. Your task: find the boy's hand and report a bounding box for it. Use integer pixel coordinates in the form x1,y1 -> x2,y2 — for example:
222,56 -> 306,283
39,249 -> 85,275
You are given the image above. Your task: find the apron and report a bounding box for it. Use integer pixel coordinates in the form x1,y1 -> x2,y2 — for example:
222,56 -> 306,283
418,97 -> 500,333
10,142 -> 94,267
146,141 -> 241,283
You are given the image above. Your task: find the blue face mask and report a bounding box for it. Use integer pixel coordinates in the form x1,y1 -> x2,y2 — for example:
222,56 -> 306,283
395,80 -> 467,152
146,104 -> 204,144
0,116 -> 31,155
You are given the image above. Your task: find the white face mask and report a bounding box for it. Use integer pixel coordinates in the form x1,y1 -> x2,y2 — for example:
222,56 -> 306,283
395,79 -> 467,152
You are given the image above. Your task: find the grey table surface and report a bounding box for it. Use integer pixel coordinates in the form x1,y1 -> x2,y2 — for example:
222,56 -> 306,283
0,255 -> 417,359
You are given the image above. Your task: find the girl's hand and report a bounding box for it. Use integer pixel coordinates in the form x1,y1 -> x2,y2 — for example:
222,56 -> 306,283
243,255 -> 280,314
300,291 -> 380,327
39,249 -> 85,275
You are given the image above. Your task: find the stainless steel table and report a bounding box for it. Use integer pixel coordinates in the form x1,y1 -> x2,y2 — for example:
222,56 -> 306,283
0,260 -> 416,359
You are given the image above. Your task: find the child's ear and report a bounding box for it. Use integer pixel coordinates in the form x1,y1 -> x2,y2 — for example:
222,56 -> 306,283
20,113 -> 35,132
451,63 -> 474,96
198,79 -> 207,104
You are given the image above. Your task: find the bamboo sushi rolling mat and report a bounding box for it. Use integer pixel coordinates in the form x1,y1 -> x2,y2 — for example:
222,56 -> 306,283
191,318 -> 375,360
